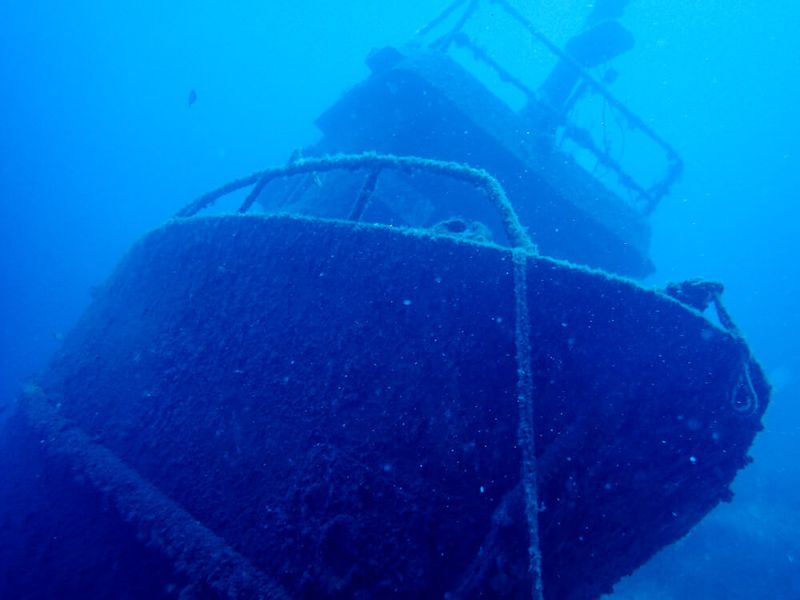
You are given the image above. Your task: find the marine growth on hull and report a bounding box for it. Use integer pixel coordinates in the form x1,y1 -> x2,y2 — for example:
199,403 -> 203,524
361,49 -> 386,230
0,2 -> 770,599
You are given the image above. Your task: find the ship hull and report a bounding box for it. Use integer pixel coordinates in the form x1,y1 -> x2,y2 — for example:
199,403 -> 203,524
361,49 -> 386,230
0,215 -> 768,599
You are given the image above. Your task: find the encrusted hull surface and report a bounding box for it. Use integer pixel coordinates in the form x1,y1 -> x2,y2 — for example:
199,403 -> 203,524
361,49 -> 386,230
0,215 -> 768,599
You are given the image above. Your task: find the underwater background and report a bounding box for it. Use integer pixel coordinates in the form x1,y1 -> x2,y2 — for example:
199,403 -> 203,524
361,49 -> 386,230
0,1 -> 797,597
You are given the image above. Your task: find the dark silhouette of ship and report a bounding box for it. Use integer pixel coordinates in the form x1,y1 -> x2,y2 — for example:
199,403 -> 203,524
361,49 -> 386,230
0,2 -> 769,598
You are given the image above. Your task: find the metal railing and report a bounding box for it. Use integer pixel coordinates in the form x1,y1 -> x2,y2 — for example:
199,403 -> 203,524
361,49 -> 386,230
418,0 -> 684,215
176,152 -> 535,251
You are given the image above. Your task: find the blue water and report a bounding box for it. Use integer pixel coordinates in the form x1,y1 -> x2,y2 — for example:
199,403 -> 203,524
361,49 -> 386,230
1,1 -> 797,597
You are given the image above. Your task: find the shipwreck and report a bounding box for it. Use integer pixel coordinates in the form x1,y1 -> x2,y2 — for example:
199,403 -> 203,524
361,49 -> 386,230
0,2 -> 769,598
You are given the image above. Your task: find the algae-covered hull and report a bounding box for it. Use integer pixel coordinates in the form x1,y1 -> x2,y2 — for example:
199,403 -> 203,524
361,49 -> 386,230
0,215 -> 768,598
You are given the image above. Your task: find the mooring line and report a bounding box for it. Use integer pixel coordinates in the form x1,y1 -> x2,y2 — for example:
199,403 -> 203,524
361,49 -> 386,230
512,249 -> 544,600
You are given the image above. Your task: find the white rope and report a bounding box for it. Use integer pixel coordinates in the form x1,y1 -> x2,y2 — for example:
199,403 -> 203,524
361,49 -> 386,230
513,249 -> 545,600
